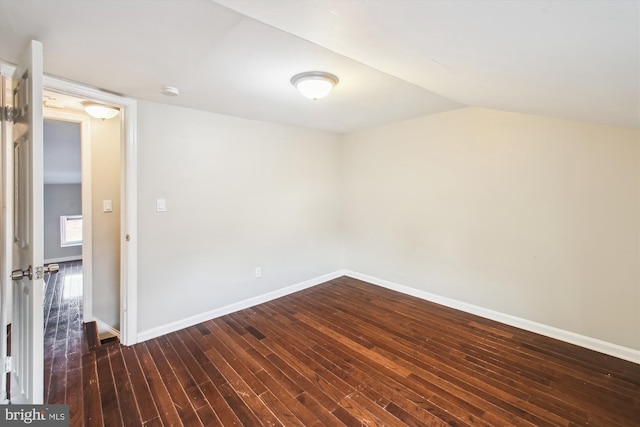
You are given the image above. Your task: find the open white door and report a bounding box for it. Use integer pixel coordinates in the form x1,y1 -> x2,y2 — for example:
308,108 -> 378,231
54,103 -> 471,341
6,40 -> 45,404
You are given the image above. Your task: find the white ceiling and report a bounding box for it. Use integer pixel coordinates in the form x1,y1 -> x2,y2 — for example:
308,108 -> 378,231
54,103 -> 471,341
218,0 -> 640,129
1,0 -> 638,132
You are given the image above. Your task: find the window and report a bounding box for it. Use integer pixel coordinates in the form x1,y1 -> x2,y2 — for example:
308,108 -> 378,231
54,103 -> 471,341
60,215 -> 83,247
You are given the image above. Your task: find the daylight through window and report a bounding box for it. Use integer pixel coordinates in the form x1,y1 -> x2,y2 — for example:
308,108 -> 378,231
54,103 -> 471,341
60,215 -> 83,247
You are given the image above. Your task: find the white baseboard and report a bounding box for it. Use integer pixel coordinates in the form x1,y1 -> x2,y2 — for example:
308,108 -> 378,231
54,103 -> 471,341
135,268 -> 639,364
344,270 -> 640,364
44,255 -> 82,264
93,317 -> 120,339
137,270 -> 346,343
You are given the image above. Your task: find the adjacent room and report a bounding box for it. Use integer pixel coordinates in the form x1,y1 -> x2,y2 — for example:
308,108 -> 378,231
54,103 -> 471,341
0,0 -> 638,425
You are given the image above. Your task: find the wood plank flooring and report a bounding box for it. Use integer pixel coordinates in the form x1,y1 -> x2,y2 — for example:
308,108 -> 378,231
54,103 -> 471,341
44,265 -> 640,426
44,260 -> 85,407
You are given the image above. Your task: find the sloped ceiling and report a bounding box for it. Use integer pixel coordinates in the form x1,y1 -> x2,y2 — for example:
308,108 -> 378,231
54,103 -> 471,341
218,0 -> 640,129
0,0 -> 637,132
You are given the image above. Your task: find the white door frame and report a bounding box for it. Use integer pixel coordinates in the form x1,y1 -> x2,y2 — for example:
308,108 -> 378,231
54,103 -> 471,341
42,77 -> 138,346
1,64 -> 137,402
42,109 -> 93,322
1,73 -> 13,403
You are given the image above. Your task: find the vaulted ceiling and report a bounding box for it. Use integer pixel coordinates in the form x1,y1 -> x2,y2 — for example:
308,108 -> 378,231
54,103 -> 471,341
1,0 -> 637,133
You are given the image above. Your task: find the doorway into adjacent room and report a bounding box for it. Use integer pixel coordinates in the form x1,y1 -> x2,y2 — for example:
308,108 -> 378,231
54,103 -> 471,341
40,94 -> 123,401
42,117 -> 87,401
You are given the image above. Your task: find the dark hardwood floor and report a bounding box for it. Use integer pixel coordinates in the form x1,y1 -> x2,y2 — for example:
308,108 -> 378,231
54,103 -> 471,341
44,260 -> 85,407
44,265 -> 640,426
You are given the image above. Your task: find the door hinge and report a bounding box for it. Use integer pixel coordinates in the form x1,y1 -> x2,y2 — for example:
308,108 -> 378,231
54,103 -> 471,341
1,105 -> 13,122
5,356 -> 11,373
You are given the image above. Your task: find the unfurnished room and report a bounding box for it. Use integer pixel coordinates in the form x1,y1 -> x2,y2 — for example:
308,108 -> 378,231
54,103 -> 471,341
0,1 -> 638,426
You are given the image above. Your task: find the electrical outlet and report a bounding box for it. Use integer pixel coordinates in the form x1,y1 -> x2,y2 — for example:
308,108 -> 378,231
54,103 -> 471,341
255,267 -> 262,278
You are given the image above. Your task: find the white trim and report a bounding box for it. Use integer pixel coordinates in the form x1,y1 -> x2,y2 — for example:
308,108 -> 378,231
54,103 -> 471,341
120,102 -> 137,346
59,214 -> 83,247
44,255 -> 82,264
0,63 -> 16,77
0,73 -> 13,406
42,74 -> 138,346
94,317 -> 120,339
344,270 -> 640,364
137,270 -> 346,343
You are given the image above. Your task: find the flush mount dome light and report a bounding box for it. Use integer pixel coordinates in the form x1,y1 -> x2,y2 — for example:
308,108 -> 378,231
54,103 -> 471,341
291,71 -> 339,100
83,102 -> 120,120
161,86 -> 180,96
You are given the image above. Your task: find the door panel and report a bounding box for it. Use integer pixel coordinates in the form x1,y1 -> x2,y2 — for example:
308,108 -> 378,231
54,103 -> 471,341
8,39 -> 44,404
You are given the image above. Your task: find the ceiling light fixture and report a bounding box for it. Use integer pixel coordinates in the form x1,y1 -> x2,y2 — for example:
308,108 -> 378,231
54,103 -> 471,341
83,102 -> 120,120
161,86 -> 180,96
291,71 -> 339,100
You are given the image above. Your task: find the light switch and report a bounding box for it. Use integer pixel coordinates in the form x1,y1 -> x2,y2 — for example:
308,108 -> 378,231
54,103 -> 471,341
103,200 -> 112,213
156,199 -> 167,212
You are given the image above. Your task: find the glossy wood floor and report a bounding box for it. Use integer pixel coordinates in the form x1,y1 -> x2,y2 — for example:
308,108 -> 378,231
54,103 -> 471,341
44,260 -> 85,407
44,265 -> 640,426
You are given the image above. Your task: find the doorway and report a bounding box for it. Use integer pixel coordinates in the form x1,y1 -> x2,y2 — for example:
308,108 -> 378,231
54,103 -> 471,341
43,118 -> 83,266
43,93 -> 122,340
40,77 -> 138,347
41,118 -> 87,402
0,44 -> 137,404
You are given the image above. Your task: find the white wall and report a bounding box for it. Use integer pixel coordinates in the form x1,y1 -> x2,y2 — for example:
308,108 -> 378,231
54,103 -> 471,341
134,102 -> 639,354
90,117 -> 121,330
137,101 -> 343,334
343,107 -> 640,350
